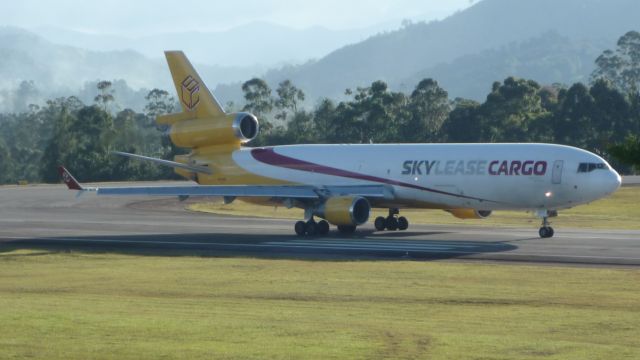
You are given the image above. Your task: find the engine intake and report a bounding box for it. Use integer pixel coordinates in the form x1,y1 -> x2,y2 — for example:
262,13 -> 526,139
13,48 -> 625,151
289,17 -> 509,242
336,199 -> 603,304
316,196 -> 370,226
447,209 -> 493,220
233,113 -> 259,142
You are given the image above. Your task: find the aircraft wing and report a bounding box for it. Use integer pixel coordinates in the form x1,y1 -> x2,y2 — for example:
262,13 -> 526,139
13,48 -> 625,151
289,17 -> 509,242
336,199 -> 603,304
57,166 -> 394,200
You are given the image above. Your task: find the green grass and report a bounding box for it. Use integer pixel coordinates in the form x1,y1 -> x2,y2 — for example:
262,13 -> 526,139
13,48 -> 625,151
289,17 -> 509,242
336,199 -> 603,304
0,251 -> 639,359
190,187 -> 640,230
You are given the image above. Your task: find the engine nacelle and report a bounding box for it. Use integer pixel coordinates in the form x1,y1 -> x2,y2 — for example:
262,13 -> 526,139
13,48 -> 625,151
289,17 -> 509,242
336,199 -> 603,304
169,112 -> 259,148
447,209 -> 493,220
316,196 -> 371,226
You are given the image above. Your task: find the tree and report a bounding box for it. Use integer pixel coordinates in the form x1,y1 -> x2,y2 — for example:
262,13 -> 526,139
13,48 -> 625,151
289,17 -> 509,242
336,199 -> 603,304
242,78 -> 273,117
593,31 -> 640,94
94,80 -> 115,112
67,105 -> 115,181
40,97 -> 82,182
0,138 -> 14,183
405,79 -> 450,142
264,111 -> 317,145
3,109 -> 48,182
552,83 -> 597,149
341,81 -> 408,143
13,80 -> 40,113
589,78 -> 633,148
441,98 -> 482,142
144,88 -> 176,121
312,98 -> 337,143
274,80 -> 305,122
477,77 -> 548,142
609,135 -> 640,171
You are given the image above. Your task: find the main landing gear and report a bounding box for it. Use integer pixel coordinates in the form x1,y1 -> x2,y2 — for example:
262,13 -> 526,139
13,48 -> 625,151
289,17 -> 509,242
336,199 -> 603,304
539,216 -> 555,238
294,218 -> 330,236
374,208 -> 409,232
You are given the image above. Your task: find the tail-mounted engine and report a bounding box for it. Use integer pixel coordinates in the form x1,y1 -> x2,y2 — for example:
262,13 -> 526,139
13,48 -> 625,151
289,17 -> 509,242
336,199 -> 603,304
163,112 -> 259,149
232,113 -> 259,142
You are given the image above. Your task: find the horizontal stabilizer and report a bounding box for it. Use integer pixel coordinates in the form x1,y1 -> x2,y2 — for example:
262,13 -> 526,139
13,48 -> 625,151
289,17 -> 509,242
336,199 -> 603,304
112,151 -> 212,175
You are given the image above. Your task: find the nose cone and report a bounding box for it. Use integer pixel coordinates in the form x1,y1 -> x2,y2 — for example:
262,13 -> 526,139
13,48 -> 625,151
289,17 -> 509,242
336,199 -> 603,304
606,169 -> 622,195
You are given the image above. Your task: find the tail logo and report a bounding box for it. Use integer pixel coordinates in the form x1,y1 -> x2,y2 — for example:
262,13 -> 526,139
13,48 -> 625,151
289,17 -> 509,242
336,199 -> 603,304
181,75 -> 201,111
62,171 -> 71,184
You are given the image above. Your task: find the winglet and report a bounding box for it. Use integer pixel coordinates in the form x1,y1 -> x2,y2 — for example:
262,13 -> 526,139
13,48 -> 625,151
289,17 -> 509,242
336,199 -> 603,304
58,166 -> 84,191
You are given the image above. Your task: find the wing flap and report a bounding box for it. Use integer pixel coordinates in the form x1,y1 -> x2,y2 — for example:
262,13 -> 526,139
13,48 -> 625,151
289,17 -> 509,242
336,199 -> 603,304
59,166 -> 394,200
97,185 -> 320,198
95,184 -> 393,199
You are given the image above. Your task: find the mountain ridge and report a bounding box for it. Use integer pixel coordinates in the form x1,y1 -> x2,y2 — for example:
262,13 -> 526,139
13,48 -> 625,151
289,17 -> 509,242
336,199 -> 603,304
2,0 -> 640,112
262,0 -> 640,100
33,21 -> 389,67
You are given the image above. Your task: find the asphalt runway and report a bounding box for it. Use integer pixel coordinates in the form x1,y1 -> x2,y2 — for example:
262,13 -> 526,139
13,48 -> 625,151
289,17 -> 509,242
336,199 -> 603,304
1,184 -> 639,266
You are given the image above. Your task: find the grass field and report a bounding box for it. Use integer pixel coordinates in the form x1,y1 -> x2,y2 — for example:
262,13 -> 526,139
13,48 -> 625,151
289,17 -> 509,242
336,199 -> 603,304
0,250 -> 639,359
190,187 -> 640,230
2,187 -> 638,358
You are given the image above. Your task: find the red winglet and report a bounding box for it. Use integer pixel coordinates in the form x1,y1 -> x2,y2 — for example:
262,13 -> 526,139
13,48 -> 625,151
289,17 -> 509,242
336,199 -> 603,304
57,166 -> 83,191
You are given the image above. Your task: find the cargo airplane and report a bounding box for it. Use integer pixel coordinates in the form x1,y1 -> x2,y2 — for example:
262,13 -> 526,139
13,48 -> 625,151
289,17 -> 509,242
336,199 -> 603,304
60,51 -> 622,238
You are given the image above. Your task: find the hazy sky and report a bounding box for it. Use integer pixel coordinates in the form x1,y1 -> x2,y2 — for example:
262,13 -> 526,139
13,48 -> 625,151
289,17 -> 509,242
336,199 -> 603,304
3,0 -> 476,35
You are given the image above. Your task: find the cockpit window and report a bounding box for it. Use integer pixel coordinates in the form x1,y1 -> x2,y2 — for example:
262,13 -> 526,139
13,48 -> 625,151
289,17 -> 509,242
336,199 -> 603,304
577,162 -> 607,173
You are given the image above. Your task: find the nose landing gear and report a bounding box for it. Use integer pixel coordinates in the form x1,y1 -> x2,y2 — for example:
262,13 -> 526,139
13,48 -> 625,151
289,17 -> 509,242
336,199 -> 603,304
539,216 -> 555,238
374,208 -> 409,232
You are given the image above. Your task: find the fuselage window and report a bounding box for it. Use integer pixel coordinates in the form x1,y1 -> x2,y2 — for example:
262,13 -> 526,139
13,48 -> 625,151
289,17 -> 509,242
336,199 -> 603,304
578,163 -> 588,173
577,162 -> 607,173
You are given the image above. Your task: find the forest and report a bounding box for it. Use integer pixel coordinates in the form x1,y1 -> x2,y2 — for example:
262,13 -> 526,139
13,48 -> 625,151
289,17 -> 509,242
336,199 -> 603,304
0,31 -> 638,184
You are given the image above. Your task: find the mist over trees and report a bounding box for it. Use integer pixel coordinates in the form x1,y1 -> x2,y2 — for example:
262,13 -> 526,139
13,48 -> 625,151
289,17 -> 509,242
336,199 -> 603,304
4,0 -> 640,114
0,31 -> 639,185
0,89 -> 178,184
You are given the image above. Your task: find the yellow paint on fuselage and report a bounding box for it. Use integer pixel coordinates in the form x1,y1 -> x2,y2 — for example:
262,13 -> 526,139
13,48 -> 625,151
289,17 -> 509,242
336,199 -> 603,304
160,51 -> 290,187
170,117 -> 237,148
192,146 -> 290,186
158,51 -> 486,221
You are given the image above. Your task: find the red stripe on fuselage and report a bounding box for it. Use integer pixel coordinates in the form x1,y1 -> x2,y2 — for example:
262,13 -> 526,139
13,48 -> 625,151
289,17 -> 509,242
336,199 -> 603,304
250,148 -> 499,204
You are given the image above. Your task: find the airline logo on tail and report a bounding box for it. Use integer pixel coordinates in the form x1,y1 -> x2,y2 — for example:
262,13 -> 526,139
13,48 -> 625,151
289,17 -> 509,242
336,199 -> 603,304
180,75 -> 200,111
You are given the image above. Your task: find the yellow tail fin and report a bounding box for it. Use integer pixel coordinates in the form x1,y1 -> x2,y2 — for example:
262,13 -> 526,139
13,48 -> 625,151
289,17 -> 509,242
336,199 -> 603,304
164,50 -> 226,119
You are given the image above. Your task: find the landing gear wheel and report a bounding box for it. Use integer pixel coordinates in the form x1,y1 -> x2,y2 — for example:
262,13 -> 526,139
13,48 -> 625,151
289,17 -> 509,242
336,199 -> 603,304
538,214 -> 555,238
317,220 -> 330,235
539,226 -> 554,238
385,216 -> 399,231
337,225 -> 357,234
374,216 -> 386,231
397,216 -> 409,231
294,221 -> 306,236
305,220 -> 317,236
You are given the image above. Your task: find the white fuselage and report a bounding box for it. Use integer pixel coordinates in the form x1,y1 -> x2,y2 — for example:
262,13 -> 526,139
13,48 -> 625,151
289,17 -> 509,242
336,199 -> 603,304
233,143 -> 621,211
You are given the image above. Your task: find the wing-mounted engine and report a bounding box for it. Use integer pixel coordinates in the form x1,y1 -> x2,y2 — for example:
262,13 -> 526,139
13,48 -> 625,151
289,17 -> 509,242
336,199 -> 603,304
314,196 -> 371,226
447,209 -> 493,219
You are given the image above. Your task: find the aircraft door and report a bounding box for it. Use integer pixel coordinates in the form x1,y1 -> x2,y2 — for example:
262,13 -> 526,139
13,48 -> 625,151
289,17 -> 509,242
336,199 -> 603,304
552,160 -> 563,184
